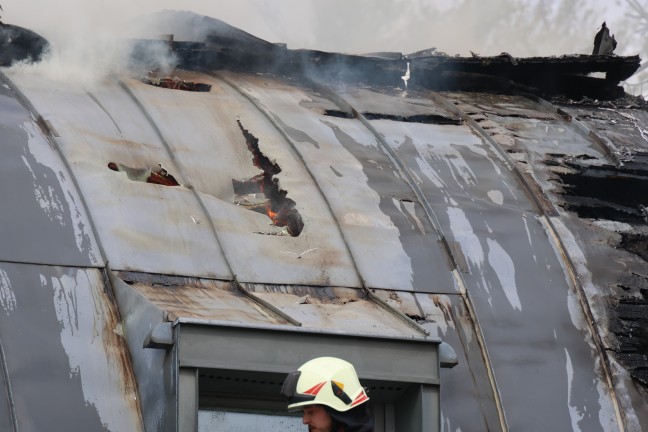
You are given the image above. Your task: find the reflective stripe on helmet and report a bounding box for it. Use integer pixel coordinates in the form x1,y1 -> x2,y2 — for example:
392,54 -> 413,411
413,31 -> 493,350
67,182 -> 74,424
282,357 -> 370,413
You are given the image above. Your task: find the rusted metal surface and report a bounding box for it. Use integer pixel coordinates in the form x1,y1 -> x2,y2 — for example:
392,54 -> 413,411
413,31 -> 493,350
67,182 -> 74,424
245,284 -> 422,337
110,272 -> 175,432
119,273 -> 285,325
0,262 -> 142,431
0,80 -> 102,267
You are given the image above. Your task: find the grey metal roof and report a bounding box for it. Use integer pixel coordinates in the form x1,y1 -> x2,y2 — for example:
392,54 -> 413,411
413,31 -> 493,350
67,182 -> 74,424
2,12 -> 648,432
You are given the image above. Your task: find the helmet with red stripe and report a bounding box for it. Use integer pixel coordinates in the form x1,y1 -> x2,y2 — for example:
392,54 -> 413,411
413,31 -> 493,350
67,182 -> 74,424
281,357 -> 370,412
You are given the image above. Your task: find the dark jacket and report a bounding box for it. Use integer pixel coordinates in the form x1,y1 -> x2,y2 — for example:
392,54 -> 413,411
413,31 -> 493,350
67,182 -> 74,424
326,404 -> 374,432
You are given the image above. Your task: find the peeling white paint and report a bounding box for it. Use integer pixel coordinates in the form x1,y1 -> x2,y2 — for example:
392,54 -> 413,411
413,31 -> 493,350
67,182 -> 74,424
565,348 -> 584,432
487,189 -> 504,205
418,295 -> 456,337
0,269 -> 17,314
447,207 -> 492,306
341,211 -> 397,230
487,238 -> 521,311
400,199 -> 426,234
521,215 -> 534,253
21,123 -> 67,226
447,207 -> 484,268
594,357 -> 621,432
441,411 -> 463,432
50,270 -> 140,431
607,358 -> 641,432
21,121 -> 97,260
547,217 -> 601,327
415,155 -> 446,189
419,144 -> 479,192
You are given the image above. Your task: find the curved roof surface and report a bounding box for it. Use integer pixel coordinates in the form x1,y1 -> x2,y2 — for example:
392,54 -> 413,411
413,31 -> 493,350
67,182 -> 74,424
1,12 -> 648,432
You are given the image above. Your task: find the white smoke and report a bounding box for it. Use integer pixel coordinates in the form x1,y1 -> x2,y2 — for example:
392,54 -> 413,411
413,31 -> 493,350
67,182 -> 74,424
1,0 -> 645,87
1,0 -> 631,55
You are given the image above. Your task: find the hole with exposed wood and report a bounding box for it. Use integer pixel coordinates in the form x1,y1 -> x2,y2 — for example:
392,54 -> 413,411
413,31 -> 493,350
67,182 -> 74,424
233,120 -> 304,237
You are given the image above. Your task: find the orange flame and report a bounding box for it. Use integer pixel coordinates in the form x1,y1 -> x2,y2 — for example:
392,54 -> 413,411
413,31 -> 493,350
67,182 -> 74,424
265,204 -> 277,221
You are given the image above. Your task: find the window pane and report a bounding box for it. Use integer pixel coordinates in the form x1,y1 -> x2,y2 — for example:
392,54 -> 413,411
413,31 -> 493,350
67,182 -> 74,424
198,410 -> 303,432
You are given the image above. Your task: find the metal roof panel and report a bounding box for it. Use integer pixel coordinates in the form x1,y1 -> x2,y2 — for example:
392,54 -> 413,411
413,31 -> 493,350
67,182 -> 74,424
0,82 -> 102,267
226,72 -> 456,292
246,284 -> 423,337
440,92 -> 622,431
5,72 -> 232,278
0,262 -> 142,431
122,72 -> 361,287
126,277 -> 284,325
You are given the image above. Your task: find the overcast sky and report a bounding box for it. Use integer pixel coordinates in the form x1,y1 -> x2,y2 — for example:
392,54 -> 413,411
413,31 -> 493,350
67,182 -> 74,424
2,0 -> 636,56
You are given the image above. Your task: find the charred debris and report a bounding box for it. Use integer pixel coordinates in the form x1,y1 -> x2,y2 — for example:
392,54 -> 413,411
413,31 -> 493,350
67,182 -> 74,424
0,23 -> 49,66
233,121 -> 304,237
128,27 -> 641,101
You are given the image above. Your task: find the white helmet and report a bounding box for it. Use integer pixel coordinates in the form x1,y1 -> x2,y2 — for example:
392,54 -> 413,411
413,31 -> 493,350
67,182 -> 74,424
281,357 -> 370,412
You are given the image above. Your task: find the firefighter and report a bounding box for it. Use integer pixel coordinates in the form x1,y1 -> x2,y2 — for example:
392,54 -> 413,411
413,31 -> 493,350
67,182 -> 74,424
281,357 -> 374,432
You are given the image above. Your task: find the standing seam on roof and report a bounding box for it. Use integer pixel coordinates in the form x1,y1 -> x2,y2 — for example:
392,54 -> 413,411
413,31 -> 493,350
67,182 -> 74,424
117,78 -> 234,278
0,336 -> 18,432
314,83 -> 509,432
116,78 -> 301,327
430,90 -> 626,432
211,71 -> 429,337
0,71 -> 109,268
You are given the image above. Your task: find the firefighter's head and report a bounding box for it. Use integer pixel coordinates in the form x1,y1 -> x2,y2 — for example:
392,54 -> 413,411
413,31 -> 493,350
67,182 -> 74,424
281,357 -> 370,413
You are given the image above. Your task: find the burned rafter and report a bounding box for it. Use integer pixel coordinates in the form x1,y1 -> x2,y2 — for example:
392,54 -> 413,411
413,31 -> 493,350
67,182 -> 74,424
610,272 -> 648,388
234,120 -> 304,237
157,32 -> 642,100
547,157 -> 648,224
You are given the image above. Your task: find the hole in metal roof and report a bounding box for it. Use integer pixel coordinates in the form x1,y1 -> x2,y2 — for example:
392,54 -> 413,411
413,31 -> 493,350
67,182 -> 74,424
549,159 -> 648,224
322,109 -> 463,125
141,74 -> 212,92
108,162 -> 180,186
233,121 -> 304,237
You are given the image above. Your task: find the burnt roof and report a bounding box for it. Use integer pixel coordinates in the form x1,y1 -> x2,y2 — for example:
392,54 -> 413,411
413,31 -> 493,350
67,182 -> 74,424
1,10 -> 648,432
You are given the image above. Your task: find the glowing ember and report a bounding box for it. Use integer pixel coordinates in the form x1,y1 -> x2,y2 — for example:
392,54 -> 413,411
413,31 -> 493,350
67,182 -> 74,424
234,121 -> 304,236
